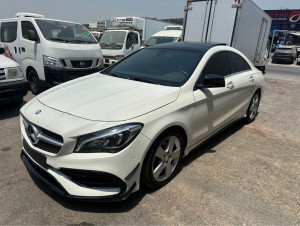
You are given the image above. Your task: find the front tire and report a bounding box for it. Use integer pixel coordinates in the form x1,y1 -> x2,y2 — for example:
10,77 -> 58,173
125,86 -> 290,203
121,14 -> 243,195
141,131 -> 183,189
244,92 -> 260,124
27,69 -> 41,95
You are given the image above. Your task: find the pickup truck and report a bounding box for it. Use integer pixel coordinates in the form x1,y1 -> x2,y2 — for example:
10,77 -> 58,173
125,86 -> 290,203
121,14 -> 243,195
0,47 -> 28,106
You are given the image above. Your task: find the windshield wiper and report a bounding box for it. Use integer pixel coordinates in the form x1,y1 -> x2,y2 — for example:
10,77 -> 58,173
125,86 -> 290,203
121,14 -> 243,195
107,73 -> 129,79
71,40 -> 96,44
129,77 -> 159,85
48,38 -> 70,43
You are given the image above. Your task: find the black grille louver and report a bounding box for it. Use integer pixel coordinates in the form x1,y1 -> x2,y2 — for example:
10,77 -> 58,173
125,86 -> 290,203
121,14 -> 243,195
71,60 -> 93,68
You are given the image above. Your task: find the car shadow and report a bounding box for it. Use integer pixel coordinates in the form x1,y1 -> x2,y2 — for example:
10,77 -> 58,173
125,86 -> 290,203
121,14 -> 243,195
0,101 -> 27,120
27,119 -> 245,212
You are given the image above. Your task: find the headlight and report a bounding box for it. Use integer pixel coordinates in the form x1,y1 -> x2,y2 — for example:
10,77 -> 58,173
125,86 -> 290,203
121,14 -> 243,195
6,67 -> 24,79
74,123 -> 143,153
115,55 -> 125,61
43,55 -> 64,68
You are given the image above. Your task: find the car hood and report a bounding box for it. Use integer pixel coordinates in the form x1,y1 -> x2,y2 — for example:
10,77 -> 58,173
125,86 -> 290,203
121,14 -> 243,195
0,55 -> 19,68
37,73 -> 180,122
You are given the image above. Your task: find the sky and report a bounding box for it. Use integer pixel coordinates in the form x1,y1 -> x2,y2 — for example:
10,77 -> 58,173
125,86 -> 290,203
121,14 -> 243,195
1,0 -> 300,24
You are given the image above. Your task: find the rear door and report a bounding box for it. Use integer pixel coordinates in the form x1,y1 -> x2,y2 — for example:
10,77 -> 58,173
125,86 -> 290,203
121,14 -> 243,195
228,51 -> 256,117
183,0 -> 211,42
183,0 -> 238,43
0,20 -> 20,64
206,0 -> 238,44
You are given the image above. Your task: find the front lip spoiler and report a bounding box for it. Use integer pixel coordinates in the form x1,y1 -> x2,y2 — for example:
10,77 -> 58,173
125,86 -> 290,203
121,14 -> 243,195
20,151 -> 136,202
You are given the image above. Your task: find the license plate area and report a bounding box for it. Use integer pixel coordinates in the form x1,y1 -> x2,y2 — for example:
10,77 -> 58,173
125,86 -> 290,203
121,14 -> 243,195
23,139 -> 48,169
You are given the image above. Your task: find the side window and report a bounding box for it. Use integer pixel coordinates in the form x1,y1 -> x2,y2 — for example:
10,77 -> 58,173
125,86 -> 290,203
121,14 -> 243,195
132,33 -> 138,44
21,21 -> 38,40
1,21 -> 18,42
229,52 -> 251,73
201,51 -> 232,78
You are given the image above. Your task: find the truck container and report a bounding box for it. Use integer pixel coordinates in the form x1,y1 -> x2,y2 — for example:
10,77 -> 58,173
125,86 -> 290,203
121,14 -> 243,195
182,0 -> 272,72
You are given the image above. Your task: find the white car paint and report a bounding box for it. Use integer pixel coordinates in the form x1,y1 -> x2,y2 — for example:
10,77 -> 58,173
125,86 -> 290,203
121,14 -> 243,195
20,44 -> 264,200
0,55 -> 19,68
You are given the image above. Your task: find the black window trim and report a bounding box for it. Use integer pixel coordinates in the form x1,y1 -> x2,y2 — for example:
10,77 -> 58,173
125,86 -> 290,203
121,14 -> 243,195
194,50 -> 253,90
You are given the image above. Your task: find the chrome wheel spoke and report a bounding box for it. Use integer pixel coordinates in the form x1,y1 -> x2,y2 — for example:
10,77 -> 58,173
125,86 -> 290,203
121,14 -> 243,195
165,162 -> 172,178
171,148 -> 180,160
167,136 -> 175,153
155,146 -> 166,160
153,162 -> 165,180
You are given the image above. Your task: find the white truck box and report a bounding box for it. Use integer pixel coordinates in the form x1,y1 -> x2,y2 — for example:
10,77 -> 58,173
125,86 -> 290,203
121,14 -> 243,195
183,0 -> 272,70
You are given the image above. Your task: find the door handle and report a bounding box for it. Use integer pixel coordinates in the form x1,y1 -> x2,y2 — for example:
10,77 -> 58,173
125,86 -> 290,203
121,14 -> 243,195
227,81 -> 234,89
21,47 -> 26,52
249,76 -> 255,82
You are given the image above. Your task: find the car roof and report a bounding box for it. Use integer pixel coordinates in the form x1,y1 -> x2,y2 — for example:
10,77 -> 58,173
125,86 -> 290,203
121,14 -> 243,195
148,42 -> 226,52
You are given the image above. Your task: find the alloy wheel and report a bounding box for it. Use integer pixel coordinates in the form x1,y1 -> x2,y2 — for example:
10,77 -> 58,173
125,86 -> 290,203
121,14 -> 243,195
152,136 -> 181,182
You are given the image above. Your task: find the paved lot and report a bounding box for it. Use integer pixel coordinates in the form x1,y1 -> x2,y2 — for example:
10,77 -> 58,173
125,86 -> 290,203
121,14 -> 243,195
0,65 -> 299,224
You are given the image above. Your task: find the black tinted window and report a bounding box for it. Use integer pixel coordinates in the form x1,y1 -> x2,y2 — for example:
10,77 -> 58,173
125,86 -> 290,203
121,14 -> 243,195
106,48 -> 204,87
133,33 -> 138,44
201,51 -> 232,77
1,22 -> 17,42
229,52 -> 251,73
21,21 -> 38,40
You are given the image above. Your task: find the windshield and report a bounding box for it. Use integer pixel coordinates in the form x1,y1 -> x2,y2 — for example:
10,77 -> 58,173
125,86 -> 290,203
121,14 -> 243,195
100,31 -> 126,49
144,37 -> 177,47
104,48 -> 204,87
35,19 -> 97,44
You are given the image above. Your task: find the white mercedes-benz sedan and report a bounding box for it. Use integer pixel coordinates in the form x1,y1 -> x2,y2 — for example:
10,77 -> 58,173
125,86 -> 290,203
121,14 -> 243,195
20,42 -> 264,201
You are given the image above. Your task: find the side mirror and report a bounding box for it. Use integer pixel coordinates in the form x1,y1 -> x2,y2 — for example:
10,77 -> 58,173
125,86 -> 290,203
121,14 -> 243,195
0,48 -> 4,54
197,74 -> 225,89
28,30 -> 38,42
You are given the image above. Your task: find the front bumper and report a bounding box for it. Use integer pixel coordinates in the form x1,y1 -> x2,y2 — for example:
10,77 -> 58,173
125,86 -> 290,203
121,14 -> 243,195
103,57 -> 119,66
44,66 -> 103,86
0,79 -> 28,105
19,107 -> 151,200
21,151 -> 136,201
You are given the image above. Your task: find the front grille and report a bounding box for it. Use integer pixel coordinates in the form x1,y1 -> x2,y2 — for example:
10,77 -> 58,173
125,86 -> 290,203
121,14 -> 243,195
35,140 -> 61,154
40,128 -> 63,143
22,116 -> 63,154
71,60 -> 93,68
0,69 -> 5,81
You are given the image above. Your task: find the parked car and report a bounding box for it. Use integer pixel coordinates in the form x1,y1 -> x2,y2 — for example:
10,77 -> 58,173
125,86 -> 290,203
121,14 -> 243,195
90,31 -> 102,42
272,46 -> 297,64
20,42 -> 264,201
142,26 -> 182,48
0,47 -> 28,106
0,13 -> 103,94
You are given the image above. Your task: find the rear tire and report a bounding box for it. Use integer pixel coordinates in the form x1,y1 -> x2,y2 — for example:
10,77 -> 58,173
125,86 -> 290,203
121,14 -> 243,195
244,92 -> 260,124
27,69 -> 41,95
141,131 -> 183,189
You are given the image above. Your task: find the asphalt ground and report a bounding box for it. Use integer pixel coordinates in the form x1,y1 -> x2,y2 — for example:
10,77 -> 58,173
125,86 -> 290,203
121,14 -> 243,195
0,64 -> 299,225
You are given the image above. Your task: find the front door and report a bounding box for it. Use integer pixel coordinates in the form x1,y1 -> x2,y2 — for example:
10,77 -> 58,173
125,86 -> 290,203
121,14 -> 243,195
192,51 -> 236,145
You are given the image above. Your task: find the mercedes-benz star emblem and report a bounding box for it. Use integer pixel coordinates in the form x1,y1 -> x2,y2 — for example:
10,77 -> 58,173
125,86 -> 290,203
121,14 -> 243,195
79,61 -> 86,68
27,124 -> 39,145
35,110 -> 41,115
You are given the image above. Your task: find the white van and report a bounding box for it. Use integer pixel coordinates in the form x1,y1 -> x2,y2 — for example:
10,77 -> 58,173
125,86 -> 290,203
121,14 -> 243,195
0,13 -> 104,94
142,26 -> 182,48
100,29 -> 141,66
